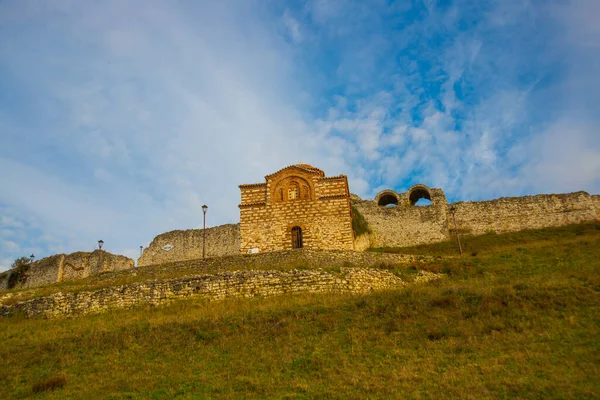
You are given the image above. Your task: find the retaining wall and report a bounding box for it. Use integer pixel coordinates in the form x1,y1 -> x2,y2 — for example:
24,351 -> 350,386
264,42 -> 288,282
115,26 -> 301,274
0,268 -> 406,318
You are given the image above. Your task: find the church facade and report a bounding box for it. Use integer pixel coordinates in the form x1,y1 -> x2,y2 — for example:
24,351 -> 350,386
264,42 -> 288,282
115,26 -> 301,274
239,164 -> 354,253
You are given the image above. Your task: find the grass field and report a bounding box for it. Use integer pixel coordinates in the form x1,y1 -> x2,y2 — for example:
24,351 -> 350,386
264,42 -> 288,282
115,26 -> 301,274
1,223 -> 599,399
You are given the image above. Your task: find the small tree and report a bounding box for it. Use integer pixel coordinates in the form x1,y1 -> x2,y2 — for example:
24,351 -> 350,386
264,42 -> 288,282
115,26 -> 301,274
8,256 -> 32,289
11,256 -> 32,270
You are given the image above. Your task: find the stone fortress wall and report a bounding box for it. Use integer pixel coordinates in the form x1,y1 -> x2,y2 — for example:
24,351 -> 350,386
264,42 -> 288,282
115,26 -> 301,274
0,250 -> 133,291
354,185 -> 450,249
451,191 -> 597,236
353,186 -> 599,248
138,224 -> 241,267
135,188 -> 600,265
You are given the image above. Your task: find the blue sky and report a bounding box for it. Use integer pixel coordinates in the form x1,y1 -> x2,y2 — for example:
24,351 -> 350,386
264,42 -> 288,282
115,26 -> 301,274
0,0 -> 599,270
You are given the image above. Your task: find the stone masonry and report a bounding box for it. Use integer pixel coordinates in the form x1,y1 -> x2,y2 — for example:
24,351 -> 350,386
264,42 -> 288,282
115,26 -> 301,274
0,250 -> 134,291
0,268 -> 407,318
239,164 -> 354,253
138,224 -> 240,267
353,186 -> 599,248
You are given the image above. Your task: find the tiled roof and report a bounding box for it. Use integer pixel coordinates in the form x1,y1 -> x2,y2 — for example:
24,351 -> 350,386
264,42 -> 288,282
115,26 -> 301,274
264,164 -> 325,179
316,174 -> 347,181
239,182 -> 267,188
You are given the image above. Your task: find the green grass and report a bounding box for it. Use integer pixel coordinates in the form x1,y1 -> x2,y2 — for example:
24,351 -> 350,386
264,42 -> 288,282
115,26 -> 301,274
351,205 -> 370,237
369,222 -> 600,256
1,223 -> 599,398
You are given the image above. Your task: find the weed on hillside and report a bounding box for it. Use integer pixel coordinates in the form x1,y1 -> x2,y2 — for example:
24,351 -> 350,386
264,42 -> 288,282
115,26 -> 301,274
0,223 -> 599,398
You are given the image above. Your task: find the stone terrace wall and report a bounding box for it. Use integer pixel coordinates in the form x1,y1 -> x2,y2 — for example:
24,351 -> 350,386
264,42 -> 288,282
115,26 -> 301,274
139,224 -> 240,267
0,251 -> 134,292
1,268 -> 405,318
133,248 -> 421,277
453,191 -> 598,236
353,199 -> 449,248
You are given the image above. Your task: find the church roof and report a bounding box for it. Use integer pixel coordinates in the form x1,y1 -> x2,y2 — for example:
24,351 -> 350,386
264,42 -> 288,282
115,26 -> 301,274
264,164 -> 325,179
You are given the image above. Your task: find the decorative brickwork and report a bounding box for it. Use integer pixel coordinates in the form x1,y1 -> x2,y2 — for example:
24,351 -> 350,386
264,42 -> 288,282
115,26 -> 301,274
239,164 -> 354,253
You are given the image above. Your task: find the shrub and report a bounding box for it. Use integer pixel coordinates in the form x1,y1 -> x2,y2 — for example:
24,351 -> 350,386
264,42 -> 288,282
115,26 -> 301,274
32,374 -> 67,393
351,206 -> 370,237
8,256 -> 32,289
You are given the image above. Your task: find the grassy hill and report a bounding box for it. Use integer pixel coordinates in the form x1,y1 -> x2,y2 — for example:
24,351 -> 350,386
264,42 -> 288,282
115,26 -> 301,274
1,223 -> 599,399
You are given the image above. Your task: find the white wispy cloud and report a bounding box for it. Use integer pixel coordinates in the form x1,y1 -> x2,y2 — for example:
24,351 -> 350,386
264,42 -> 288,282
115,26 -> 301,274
0,0 -> 598,272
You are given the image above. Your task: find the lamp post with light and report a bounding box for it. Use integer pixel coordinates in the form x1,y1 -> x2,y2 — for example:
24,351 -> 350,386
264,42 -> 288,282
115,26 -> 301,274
98,240 -> 104,250
202,204 -> 208,259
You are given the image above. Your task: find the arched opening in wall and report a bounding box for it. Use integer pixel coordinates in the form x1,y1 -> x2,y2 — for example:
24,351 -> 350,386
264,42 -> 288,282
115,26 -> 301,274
378,194 -> 399,207
409,188 -> 432,206
291,226 -> 303,249
414,198 -> 432,206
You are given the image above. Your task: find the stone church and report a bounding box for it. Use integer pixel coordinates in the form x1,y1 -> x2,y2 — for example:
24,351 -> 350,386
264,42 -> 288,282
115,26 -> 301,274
238,164 -> 354,253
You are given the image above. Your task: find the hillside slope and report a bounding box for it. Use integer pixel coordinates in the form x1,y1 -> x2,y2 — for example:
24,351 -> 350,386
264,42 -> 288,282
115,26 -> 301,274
1,223 -> 599,399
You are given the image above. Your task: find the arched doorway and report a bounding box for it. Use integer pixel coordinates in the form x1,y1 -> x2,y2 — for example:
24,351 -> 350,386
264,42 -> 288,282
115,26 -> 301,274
291,226 -> 303,249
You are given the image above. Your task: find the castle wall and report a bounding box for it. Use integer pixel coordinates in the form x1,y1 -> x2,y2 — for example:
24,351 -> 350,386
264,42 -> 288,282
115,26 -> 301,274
138,224 -> 241,267
453,191 -> 597,236
0,251 -> 134,292
353,199 -> 449,248
357,190 -> 598,249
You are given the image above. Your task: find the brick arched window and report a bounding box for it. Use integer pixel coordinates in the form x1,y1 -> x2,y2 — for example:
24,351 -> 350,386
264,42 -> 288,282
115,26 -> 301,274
291,226 -> 303,249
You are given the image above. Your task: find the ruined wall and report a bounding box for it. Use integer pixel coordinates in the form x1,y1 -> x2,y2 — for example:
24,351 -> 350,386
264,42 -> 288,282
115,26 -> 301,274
453,192 -> 597,236
354,185 -> 450,248
138,224 -> 241,267
1,268 -> 407,318
357,189 -> 599,248
240,165 -> 354,253
592,195 -> 600,218
0,251 -> 134,292
354,200 -> 449,248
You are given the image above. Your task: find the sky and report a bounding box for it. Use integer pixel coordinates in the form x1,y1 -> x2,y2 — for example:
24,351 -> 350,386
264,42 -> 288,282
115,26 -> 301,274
0,0 -> 599,270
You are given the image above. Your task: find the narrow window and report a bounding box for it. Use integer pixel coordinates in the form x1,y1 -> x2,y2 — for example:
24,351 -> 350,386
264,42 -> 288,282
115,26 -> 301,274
291,226 -> 303,249
288,186 -> 298,200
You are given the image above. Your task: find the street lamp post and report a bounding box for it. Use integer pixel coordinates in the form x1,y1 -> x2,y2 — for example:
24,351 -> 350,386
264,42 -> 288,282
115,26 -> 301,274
98,240 -> 104,250
202,204 -> 208,259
